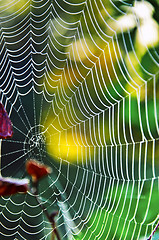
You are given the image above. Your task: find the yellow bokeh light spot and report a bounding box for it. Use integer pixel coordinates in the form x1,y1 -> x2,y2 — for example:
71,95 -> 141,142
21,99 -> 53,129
45,126 -> 89,164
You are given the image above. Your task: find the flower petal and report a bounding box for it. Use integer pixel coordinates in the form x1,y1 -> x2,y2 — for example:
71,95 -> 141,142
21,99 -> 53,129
26,159 -> 52,181
0,103 -> 13,139
0,177 -> 29,196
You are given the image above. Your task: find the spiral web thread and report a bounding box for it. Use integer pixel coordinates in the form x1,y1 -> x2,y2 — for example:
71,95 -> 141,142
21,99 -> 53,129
0,0 -> 159,239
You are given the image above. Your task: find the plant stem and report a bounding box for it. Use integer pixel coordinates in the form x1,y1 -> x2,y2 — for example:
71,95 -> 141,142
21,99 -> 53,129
147,220 -> 159,240
32,181 -> 61,240
50,218 -> 61,240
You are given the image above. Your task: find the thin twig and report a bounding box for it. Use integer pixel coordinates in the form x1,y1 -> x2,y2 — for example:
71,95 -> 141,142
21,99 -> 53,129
50,216 -> 61,240
32,181 -> 61,240
147,220 -> 159,240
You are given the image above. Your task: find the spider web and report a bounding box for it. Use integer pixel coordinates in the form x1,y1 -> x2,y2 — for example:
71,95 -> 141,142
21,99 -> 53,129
0,0 -> 159,239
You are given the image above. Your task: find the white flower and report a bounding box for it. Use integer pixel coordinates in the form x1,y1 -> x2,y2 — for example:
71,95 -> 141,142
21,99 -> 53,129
133,1 -> 154,20
136,18 -> 159,47
114,14 -> 136,32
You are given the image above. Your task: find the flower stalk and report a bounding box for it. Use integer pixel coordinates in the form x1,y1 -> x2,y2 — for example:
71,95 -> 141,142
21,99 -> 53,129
32,180 -> 61,240
26,159 -> 61,240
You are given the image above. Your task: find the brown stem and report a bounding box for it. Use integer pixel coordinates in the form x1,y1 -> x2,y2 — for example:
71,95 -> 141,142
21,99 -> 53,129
147,220 -> 159,240
51,232 -> 55,240
49,212 -> 61,240
50,221 -> 61,240
32,181 -> 61,240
